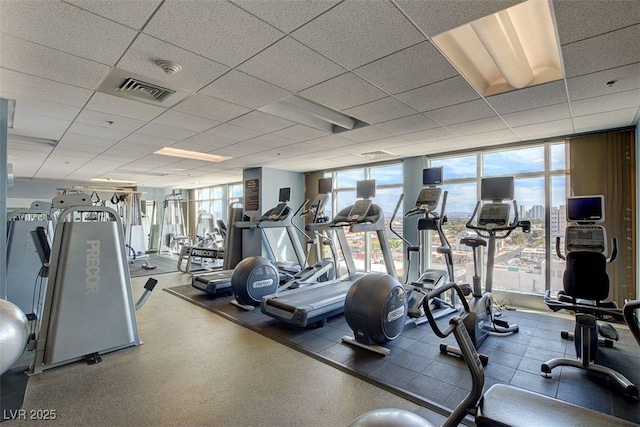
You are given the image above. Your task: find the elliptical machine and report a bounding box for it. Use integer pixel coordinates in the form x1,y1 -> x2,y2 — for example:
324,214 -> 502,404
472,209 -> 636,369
440,176 -> 530,362
341,168 -> 460,355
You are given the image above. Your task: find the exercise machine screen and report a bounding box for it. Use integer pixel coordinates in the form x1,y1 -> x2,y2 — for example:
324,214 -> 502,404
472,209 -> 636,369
481,177 -> 514,201
423,167 -> 443,186
567,196 -> 604,223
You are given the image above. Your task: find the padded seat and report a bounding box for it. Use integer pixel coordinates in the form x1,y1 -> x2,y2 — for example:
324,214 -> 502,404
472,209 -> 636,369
476,384 -> 636,427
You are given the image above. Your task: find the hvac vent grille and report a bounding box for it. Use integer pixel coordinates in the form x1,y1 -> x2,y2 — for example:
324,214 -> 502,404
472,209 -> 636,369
117,78 -> 176,103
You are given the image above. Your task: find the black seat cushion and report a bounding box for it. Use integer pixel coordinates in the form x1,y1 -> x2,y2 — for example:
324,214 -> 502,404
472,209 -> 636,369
563,251 -> 609,301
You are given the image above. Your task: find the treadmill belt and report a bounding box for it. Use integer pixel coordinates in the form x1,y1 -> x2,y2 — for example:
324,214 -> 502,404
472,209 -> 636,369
165,284 -> 640,425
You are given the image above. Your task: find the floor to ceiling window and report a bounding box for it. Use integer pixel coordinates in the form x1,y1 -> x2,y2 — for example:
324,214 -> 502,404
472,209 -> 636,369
325,163 -> 404,276
429,141 -> 569,302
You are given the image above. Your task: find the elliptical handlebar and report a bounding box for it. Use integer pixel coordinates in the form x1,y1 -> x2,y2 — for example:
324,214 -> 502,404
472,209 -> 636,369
389,194 -> 414,249
423,282 -> 470,339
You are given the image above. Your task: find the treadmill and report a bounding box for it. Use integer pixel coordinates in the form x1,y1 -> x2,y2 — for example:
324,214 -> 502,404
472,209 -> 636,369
192,189 -> 306,295
261,180 -> 398,328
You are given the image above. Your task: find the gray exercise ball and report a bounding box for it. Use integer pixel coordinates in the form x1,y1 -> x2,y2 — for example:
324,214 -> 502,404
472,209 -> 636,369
0,299 -> 29,375
349,408 -> 433,427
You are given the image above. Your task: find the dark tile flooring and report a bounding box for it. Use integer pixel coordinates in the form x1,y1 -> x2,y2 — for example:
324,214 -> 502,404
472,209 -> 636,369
166,284 -> 640,424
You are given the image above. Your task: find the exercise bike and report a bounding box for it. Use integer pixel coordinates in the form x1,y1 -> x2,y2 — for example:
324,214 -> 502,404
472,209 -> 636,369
349,281 -> 639,427
440,176 -> 529,363
541,195 -> 637,396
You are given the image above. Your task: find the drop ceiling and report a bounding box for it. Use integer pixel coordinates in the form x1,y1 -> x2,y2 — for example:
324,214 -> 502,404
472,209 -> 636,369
1,0 -> 638,189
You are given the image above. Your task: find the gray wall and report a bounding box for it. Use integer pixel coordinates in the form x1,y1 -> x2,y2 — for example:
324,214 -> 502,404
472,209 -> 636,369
1,98 -> 8,299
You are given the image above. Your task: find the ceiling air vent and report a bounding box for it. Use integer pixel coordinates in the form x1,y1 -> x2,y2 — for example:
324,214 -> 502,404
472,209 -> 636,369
358,150 -> 397,160
97,67 -> 193,107
118,78 -> 175,103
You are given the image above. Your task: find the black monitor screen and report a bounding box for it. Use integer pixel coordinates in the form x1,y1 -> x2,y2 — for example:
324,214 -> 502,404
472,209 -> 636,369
481,177 -> 514,201
318,177 -> 332,194
279,187 -> 291,203
356,179 -> 375,199
423,167 -> 443,186
567,196 -> 604,223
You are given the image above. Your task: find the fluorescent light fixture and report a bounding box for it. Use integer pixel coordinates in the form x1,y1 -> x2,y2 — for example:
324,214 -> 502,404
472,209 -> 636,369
8,134 -> 57,147
154,147 -> 231,162
259,95 -> 367,133
432,0 -> 563,97
90,178 -> 138,184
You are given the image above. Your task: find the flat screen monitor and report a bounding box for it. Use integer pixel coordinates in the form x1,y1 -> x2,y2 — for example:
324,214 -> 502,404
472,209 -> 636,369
279,187 -> 291,203
356,179 -> 375,199
567,195 -> 605,223
481,177 -> 514,201
423,167 -> 443,186
318,177 -> 332,194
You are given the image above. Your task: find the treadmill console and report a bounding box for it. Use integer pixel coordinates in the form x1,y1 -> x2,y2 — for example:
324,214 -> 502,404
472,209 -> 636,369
267,203 -> 288,220
478,203 -> 510,228
347,199 -> 372,222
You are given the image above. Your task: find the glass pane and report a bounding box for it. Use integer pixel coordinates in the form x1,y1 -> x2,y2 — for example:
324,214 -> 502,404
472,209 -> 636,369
213,200 -> 223,220
491,177 -> 546,294
373,186 -> 404,276
550,175 -> 569,296
213,186 -> 223,198
437,182 -> 478,284
336,169 -> 364,188
483,146 -> 544,176
369,164 -> 402,186
550,143 -> 567,172
431,155 -> 476,180
230,184 -> 243,198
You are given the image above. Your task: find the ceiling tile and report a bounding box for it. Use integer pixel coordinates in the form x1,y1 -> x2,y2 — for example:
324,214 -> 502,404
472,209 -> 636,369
143,0 -> 283,67
173,93 -> 251,122
65,0 -> 162,30
67,121 -> 130,140
354,42 -> 457,94
340,126 -> 395,143
395,0 -> 522,36
238,37 -> 345,92
10,113 -> 71,140
461,128 -> 518,146
567,63 -> 640,101
396,77 -> 479,113
0,92 -> 81,121
57,132 -> 119,151
376,114 -> 439,135
271,124 -> 329,142
243,134 -> 294,149
227,111 -> 295,133
119,132 -> 178,149
486,80 -> 568,114
298,72 -> 388,111
426,99 -> 496,126
116,34 -> 230,91
573,108 -> 638,132
512,119 -> 574,140
136,122 -> 198,142
291,0 -> 424,70
231,0 -> 340,33
553,0 -> 640,45
562,24 -> 640,78
85,92 -> 166,121
402,126 -> 457,143
570,90 -> 640,117
177,132 -> 236,150
0,0 -> 137,64
75,109 -> 146,132
0,68 -> 93,108
152,110 -> 220,133
1,34 -> 111,89
344,97 -> 417,124
204,123 -> 264,142
501,103 -> 571,128
200,70 -> 291,109
446,116 -> 509,137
